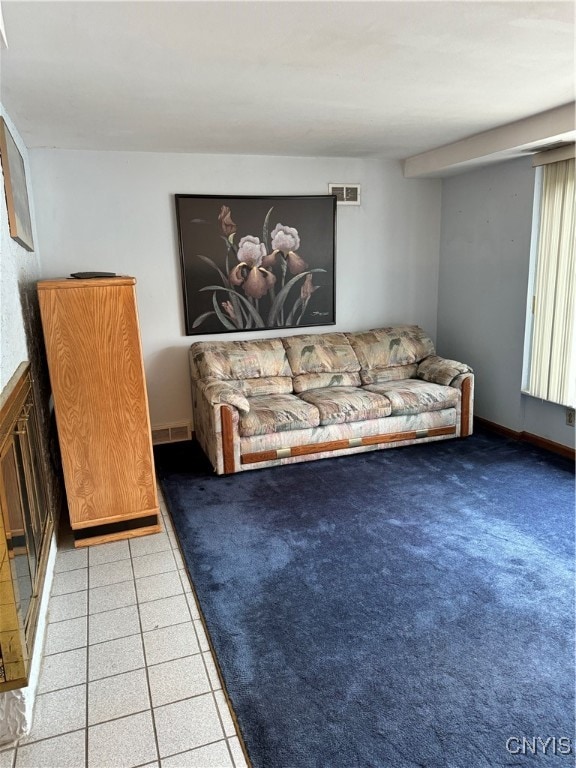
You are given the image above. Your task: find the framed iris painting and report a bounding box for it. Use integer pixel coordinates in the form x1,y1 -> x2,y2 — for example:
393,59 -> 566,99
0,117 -> 34,252
175,195 -> 336,335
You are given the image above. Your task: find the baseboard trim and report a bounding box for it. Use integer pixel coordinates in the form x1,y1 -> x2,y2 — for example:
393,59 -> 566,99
475,417 -> 575,462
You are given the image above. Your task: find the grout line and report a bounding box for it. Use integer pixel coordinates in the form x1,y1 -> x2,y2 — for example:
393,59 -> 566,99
88,705 -> 152,731
130,540 -> 162,766
151,689 -> 217,714
226,738 -> 239,768
85,547 -> 91,768
13,726 -> 87,751
209,689 -> 231,752
145,650 -> 202,670
160,736 -> 233,765
43,640 -> 88,658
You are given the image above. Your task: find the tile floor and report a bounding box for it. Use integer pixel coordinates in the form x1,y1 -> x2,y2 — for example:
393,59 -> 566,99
0,491 -> 248,768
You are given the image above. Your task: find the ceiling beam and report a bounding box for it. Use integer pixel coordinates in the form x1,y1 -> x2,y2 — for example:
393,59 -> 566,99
402,103 -> 575,178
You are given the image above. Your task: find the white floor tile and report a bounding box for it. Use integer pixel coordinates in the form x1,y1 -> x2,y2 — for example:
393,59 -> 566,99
20,685 -> 86,744
88,711 -> 157,768
132,551 -> 177,580
228,736 -> 249,768
89,605 -> 140,645
178,570 -> 192,593
129,532 -> 171,559
44,616 -> 87,656
0,749 -> 14,768
15,730 -> 86,768
202,653 -> 222,691
142,623 -> 200,667
214,691 -> 236,738
193,620 -> 210,653
38,647 -> 87,694
148,655 -> 210,708
89,580 -> 137,615
172,550 -> 185,569
135,571 -> 183,604
184,591 -> 201,621
54,548 -> 88,573
89,559 -> 134,589
88,634 -> 145,682
51,568 -> 88,596
139,594 -> 191,632
88,668 -> 150,725
154,694 -> 224,758
47,591 -> 87,623
88,539 -> 130,566
161,740 -> 234,768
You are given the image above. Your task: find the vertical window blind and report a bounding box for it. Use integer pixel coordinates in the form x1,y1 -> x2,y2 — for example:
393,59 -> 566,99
528,157 -> 575,407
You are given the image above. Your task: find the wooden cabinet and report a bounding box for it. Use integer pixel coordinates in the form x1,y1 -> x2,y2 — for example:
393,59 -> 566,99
37,277 -> 159,547
0,363 -> 54,690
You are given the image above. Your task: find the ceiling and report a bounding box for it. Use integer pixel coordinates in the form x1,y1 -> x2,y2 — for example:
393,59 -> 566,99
0,1 -> 574,160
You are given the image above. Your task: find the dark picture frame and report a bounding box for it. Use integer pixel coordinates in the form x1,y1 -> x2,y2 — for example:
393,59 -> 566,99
0,117 -> 34,252
175,195 -> 336,335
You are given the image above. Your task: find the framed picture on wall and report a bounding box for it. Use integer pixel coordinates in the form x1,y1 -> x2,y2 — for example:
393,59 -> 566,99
175,194 -> 336,335
0,117 -> 34,252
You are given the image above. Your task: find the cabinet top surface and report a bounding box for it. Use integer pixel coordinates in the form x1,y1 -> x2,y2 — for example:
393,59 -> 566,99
38,277 -> 136,290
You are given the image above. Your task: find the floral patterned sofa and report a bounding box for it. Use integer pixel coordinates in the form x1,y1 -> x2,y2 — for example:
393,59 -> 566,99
189,325 -> 474,474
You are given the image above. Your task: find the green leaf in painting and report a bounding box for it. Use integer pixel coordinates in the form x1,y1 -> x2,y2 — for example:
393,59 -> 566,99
262,206 -> 274,249
196,254 -> 229,286
199,286 -> 265,327
267,269 -> 326,326
192,311 -> 216,328
212,293 -> 237,330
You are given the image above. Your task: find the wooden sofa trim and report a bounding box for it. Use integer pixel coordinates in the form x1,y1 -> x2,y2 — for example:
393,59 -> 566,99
240,425 -> 456,466
460,376 -> 472,437
220,406 -> 237,474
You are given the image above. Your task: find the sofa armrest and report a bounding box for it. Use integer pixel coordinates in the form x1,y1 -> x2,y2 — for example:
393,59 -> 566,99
191,380 -> 242,474
417,355 -> 473,386
197,379 -> 250,415
451,373 -> 474,437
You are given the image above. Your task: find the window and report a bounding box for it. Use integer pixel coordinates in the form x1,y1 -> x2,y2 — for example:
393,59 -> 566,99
523,154 -> 575,408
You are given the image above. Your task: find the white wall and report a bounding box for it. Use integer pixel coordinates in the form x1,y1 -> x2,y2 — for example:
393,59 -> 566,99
0,105 -> 54,745
0,108 -> 42,390
30,150 -> 442,427
437,156 -> 573,448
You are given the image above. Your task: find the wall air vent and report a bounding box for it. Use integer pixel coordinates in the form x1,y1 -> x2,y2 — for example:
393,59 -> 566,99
151,422 -> 192,445
329,183 -> 361,206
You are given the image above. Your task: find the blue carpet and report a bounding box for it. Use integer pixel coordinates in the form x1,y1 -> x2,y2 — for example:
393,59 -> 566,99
154,431 -> 575,768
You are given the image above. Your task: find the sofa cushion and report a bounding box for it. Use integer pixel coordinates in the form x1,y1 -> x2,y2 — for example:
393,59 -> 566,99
417,355 -> 473,386
198,379 -> 251,415
347,326 -> 435,385
360,364 -> 418,386
190,338 -> 291,380
282,333 -> 360,376
364,379 -> 459,416
293,371 -> 362,393
239,393 -> 320,437
235,377 -> 293,397
299,386 -> 392,426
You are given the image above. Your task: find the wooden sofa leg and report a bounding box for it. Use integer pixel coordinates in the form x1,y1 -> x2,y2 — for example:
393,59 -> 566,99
220,405 -> 237,474
460,377 -> 472,437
